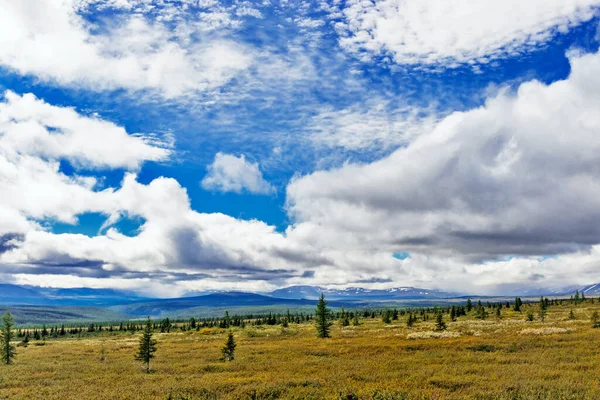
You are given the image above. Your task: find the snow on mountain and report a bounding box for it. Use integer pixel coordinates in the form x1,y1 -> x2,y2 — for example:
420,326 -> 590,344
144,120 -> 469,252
269,286 -> 457,300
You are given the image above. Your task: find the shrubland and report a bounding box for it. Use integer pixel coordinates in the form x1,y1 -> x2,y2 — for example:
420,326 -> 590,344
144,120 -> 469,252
1,295 -> 600,399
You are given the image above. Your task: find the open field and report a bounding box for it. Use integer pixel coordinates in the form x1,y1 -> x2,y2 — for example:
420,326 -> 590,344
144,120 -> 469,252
1,300 -> 600,399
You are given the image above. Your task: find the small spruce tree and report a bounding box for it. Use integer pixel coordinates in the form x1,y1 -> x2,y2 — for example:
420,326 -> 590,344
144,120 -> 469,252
382,310 -> 392,324
136,317 -> 157,373
591,311 -> 600,328
514,297 -> 522,312
526,310 -> 535,322
466,299 -> 473,312
339,307 -> 350,327
538,297 -> 547,322
406,313 -> 416,327
434,312 -> 446,331
569,309 -> 576,320
221,330 -> 236,361
315,294 -> 333,338
1,311 -> 16,365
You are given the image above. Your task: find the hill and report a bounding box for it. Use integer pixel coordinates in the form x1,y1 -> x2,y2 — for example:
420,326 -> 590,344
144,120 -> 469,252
109,292 -> 319,317
0,305 -> 129,325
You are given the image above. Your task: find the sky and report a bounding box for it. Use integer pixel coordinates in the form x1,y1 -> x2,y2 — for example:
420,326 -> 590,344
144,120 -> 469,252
1,0 -> 600,297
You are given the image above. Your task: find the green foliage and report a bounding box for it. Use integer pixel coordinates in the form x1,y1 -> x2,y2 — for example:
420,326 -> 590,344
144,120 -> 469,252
339,307 -> 350,327
1,311 -> 16,365
221,330 -> 236,361
591,311 -> 600,328
161,318 -> 172,333
315,294 -> 332,339
136,316 -> 157,373
475,305 -> 488,320
434,313 -> 446,331
539,297 -> 548,322
526,310 -> 535,322
569,309 -> 576,320
406,313 -> 417,328
382,310 -> 392,325
466,299 -> 472,312
514,297 -> 523,312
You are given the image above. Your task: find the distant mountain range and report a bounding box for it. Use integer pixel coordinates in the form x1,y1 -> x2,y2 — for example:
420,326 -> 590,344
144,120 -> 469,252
0,284 -> 149,306
269,285 -> 458,300
0,283 -> 598,323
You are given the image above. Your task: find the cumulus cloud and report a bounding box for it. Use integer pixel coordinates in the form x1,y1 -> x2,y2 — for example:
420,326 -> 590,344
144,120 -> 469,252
201,153 -> 274,195
285,48 -> 600,290
0,91 -> 170,235
4,2 -> 600,295
0,94 -> 309,293
0,91 -> 170,169
0,0 -> 252,97
335,0 -> 600,66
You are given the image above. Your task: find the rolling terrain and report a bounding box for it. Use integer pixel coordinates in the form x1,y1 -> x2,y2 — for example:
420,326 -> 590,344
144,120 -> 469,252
2,298 -> 600,399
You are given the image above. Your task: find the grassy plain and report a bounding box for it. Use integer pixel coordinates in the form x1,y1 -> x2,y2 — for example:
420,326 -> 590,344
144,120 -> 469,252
1,301 -> 600,399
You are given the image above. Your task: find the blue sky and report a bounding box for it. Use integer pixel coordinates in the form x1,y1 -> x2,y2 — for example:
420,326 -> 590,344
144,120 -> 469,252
2,0 -> 600,296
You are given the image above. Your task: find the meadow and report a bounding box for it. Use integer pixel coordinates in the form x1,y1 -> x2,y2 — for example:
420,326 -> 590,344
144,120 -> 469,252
1,298 -> 600,399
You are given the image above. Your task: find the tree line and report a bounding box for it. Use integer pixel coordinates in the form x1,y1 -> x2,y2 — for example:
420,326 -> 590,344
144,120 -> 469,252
1,290 -> 597,369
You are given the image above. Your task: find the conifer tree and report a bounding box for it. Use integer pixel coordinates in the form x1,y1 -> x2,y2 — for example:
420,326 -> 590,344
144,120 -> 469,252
315,294 -> 332,338
526,310 -> 535,321
514,297 -> 522,312
538,297 -> 547,322
591,311 -> 600,328
339,307 -> 350,327
466,299 -> 472,312
223,311 -> 231,329
160,318 -> 171,333
1,311 -> 16,365
221,330 -> 236,361
569,309 -> 576,320
434,312 -> 446,331
136,317 -> 157,373
382,310 -> 392,324
406,313 -> 416,327
450,306 -> 456,322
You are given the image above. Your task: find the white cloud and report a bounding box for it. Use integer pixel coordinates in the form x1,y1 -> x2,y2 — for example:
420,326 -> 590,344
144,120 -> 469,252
0,91 -> 170,169
336,0 -> 600,66
0,0 -> 252,98
0,91 -> 170,235
7,45 -> 600,294
201,153 -> 275,195
0,95 -> 306,292
308,102 -> 438,150
285,48 -> 600,290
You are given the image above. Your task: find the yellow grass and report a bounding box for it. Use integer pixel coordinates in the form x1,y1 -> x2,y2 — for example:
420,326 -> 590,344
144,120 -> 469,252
1,302 -> 600,399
